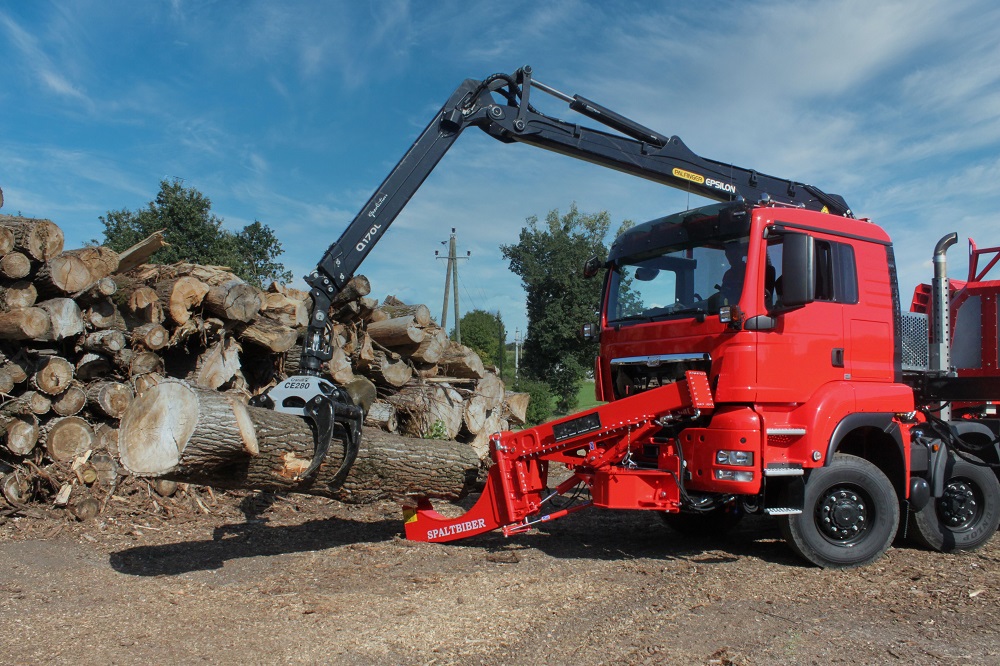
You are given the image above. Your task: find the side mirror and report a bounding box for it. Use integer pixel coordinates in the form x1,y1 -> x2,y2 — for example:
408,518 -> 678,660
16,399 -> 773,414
780,233 -> 815,307
580,322 -> 600,342
582,255 -> 603,279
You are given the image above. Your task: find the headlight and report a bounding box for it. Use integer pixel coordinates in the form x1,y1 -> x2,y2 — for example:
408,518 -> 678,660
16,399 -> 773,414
715,450 -> 754,466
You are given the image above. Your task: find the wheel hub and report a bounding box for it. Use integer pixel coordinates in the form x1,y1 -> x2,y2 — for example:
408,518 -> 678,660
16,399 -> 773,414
818,487 -> 868,542
939,480 -> 978,529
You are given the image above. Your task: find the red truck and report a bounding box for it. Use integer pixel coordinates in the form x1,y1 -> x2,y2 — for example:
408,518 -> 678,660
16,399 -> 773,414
263,67 -> 1000,568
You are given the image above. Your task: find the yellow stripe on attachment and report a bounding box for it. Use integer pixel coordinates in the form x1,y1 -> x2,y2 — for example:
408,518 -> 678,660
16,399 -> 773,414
403,507 -> 418,524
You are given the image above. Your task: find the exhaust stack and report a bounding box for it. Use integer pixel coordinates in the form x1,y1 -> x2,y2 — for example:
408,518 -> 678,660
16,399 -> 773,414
930,232 -> 958,419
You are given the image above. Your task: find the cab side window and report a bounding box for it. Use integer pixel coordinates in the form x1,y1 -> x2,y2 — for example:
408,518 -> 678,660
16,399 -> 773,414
767,235 -> 858,308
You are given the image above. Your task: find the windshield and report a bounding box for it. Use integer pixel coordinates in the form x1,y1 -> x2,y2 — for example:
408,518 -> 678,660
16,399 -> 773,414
607,237 -> 749,323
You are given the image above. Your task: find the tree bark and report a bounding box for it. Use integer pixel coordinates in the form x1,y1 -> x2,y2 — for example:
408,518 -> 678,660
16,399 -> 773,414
118,380 -> 479,502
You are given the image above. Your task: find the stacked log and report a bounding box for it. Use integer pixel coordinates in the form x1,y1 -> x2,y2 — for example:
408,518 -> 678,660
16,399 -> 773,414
0,215 -> 529,515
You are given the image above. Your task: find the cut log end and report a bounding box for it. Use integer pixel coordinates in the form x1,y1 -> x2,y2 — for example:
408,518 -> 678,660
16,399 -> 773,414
118,381 -> 200,475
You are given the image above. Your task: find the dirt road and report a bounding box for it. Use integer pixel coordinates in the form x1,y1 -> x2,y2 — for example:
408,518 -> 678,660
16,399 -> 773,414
1,492 -> 998,665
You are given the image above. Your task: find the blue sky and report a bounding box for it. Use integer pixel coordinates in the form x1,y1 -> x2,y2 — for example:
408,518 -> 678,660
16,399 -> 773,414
2,0 -> 999,337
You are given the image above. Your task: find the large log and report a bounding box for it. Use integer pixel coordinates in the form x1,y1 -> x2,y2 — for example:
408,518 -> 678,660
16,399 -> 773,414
0,215 -> 64,261
155,277 -> 209,326
42,415 -> 95,462
122,285 -> 164,325
0,280 -> 37,311
61,246 -> 120,281
380,302 -> 432,326
388,383 -> 464,440
358,350 -> 412,388
0,252 -> 31,279
367,315 -> 425,347
31,356 -> 75,395
503,391 -> 531,425
439,341 -> 486,379
398,327 -> 449,364
118,381 -> 479,502
261,291 -> 309,328
237,317 -> 297,353
329,275 -> 371,309
51,382 -> 87,416
0,413 -> 39,456
36,297 -> 85,341
35,253 -> 94,295
203,278 -> 262,322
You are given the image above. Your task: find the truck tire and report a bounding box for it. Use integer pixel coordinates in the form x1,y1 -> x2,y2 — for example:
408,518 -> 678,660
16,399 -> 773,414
909,454 -> 1000,553
778,454 -> 899,569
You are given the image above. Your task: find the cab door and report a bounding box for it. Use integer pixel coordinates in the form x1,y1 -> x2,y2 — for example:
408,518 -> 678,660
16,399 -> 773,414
754,232 -> 849,404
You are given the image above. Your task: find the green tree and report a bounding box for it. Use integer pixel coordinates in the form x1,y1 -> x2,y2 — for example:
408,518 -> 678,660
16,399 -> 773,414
98,180 -> 292,287
452,309 -> 506,369
501,204 -> 628,413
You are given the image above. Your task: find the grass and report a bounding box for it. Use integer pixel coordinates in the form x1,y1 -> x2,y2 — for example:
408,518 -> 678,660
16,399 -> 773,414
551,381 -> 604,420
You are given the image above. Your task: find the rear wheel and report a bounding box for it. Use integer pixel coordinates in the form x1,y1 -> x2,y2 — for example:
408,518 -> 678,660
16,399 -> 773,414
909,454 -> 1000,552
778,454 -> 899,568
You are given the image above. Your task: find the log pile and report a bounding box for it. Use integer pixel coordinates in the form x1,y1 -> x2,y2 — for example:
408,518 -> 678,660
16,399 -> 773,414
0,213 -> 528,518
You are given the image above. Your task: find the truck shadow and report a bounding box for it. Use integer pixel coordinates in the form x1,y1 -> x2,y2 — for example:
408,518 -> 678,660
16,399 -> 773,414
109,506 -> 803,577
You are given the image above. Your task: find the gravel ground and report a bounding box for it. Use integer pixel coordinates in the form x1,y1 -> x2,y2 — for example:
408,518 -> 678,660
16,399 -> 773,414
1,487 -> 998,665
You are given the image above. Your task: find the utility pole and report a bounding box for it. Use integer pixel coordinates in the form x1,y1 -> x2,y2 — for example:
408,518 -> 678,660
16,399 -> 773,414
435,228 -> 470,343
514,328 -> 522,380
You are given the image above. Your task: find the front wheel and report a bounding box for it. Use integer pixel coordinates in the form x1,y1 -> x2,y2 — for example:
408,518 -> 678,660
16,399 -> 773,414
909,454 -> 1000,552
778,454 -> 899,569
